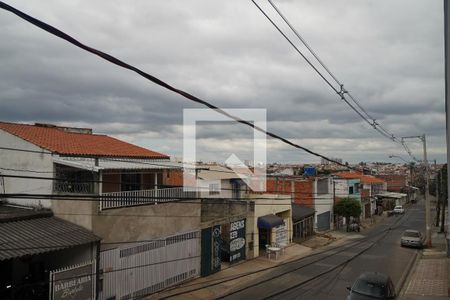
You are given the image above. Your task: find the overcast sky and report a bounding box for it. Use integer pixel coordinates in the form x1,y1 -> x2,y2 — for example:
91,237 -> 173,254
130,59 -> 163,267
0,0 -> 445,164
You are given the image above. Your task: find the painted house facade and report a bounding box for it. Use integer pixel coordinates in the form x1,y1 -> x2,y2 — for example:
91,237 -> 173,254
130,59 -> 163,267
264,176 -> 314,238
313,177 -> 334,232
0,122 -> 201,299
335,172 -> 386,219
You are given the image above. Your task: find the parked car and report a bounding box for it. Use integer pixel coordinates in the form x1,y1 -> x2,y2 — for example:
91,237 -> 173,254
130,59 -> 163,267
400,230 -> 424,248
393,206 -> 405,214
347,272 -> 396,299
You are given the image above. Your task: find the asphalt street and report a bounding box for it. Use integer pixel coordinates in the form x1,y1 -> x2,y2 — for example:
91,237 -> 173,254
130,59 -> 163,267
219,203 -> 425,300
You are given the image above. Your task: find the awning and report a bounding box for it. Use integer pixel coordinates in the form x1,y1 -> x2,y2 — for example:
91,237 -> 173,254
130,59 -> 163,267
257,214 -> 284,229
0,216 -> 101,261
375,192 -> 407,199
292,204 -> 315,223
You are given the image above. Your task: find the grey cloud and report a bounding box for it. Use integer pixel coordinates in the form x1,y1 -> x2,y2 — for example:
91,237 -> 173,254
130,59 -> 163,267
0,0 -> 445,163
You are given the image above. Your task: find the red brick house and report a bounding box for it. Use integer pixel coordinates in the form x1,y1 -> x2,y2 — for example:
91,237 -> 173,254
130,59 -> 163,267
375,174 -> 407,193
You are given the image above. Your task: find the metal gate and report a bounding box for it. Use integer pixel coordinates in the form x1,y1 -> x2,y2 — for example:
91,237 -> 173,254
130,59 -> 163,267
99,230 -> 200,300
364,203 -> 371,219
317,211 -> 331,231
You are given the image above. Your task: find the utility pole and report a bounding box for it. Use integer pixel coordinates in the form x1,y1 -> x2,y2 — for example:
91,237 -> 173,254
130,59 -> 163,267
436,168 -> 441,227
422,134 -> 431,248
402,135 -> 431,247
445,0 -> 450,255
333,179 -> 336,229
441,169 -> 447,233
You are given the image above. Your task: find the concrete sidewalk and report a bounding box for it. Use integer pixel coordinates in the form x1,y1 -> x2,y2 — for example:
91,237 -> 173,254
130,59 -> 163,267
400,227 -> 449,299
147,212 -> 392,300
147,231 -> 357,300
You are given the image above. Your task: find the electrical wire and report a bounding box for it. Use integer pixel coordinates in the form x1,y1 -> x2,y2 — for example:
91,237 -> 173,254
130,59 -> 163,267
255,0 -> 417,161
0,198 -> 413,294
215,213 -> 404,300
158,211 -> 409,299
0,166 -> 410,195
0,1 -> 358,169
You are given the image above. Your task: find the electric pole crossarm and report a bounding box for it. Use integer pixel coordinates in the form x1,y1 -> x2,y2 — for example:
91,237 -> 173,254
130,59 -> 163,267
401,134 -> 431,247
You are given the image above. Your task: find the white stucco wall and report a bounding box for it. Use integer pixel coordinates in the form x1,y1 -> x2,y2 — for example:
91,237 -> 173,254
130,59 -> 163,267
313,178 -> 334,230
334,179 -> 349,197
199,179 -> 233,199
246,194 -> 292,258
0,129 -> 54,208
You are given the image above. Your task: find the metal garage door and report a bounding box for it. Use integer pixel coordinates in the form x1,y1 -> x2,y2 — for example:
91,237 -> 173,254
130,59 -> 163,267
99,230 -> 200,300
317,211 -> 331,231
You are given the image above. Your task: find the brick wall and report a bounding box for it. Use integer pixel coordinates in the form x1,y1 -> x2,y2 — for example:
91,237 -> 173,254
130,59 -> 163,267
376,175 -> 406,192
265,177 -> 314,207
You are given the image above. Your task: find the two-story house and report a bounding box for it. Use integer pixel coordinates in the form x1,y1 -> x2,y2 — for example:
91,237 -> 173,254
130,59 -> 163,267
0,122 -> 200,299
335,172 -> 386,219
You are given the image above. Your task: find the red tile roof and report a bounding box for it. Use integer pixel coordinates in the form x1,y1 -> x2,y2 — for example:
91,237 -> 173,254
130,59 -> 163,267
334,171 -> 385,185
0,122 -> 169,159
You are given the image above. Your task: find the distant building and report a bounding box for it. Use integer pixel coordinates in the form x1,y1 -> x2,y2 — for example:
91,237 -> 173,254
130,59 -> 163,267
334,172 -> 386,219
375,174 -> 407,193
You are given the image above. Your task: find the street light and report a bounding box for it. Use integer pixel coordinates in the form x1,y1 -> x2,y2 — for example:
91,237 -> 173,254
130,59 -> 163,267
402,134 -> 431,248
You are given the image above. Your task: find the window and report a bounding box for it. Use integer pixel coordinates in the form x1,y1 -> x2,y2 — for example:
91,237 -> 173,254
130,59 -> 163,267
121,173 -> 141,191
231,180 -> 241,199
209,183 -> 220,195
349,186 -> 354,194
317,178 -> 329,194
352,279 -> 385,298
354,183 -> 360,194
53,164 -> 94,194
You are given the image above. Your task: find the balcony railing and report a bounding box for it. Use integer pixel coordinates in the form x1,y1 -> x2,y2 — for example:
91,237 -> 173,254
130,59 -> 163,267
99,187 -> 197,211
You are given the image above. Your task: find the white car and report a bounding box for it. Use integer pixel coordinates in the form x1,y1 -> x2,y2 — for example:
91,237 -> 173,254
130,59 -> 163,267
393,205 -> 405,214
401,230 -> 424,248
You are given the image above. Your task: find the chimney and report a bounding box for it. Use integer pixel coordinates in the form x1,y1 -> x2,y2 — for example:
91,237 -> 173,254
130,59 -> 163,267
34,123 -> 92,134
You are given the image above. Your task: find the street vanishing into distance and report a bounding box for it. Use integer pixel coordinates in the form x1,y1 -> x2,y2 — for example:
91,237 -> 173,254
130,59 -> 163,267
156,201 -> 425,300
222,203 -> 424,300
0,1 -> 448,300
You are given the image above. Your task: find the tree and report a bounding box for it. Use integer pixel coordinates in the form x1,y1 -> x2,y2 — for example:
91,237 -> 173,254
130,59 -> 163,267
334,197 -> 362,230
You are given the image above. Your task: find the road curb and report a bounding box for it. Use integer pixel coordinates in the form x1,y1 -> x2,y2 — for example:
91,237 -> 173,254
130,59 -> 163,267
397,249 -> 420,298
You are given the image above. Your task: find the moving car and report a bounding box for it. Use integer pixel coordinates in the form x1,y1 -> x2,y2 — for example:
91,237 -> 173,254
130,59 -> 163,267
347,272 -> 396,299
400,229 -> 424,248
393,206 -> 405,214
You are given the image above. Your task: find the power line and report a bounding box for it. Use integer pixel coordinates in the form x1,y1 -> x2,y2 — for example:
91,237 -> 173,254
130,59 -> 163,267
4,193 -> 370,204
0,1 -> 357,169
215,211 -> 410,300
158,212 -> 409,299
1,170 -> 395,193
255,0 -> 416,160
0,146 -> 352,177
5,217 -> 392,294
2,200 -> 411,295
0,166 -> 54,173
261,0 -> 407,144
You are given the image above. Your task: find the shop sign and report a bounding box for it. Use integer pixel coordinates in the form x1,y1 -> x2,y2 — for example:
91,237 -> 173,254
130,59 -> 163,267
51,261 -> 95,300
275,221 -> 287,245
229,219 -> 246,263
